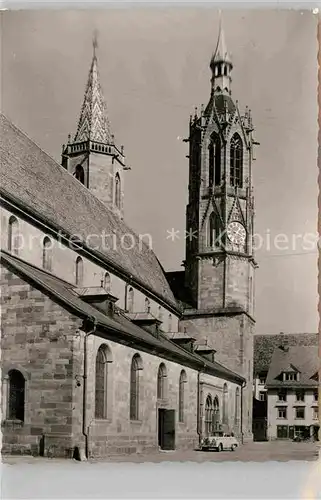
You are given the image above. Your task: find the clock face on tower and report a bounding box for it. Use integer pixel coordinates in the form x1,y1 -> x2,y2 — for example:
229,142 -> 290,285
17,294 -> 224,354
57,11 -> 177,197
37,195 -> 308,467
227,221 -> 246,245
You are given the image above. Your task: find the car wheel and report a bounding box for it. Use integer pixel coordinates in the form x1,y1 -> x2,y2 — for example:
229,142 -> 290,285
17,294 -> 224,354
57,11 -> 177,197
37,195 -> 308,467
231,444 -> 237,451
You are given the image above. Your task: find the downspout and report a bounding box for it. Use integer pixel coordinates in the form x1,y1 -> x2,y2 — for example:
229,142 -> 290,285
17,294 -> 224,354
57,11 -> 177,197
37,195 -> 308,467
241,380 -> 247,445
197,364 -> 205,448
81,316 -> 97,460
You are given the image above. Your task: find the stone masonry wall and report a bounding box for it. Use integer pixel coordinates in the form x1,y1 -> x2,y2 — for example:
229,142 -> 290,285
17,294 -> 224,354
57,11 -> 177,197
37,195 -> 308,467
82,335 -> 199,457
1,264 -> 82,457
180,313 -> 254,440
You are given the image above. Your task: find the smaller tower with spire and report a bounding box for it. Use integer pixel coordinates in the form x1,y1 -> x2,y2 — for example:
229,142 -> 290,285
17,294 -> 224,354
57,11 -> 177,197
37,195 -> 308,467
210,14 -> 233,95
61,32 -> 128,218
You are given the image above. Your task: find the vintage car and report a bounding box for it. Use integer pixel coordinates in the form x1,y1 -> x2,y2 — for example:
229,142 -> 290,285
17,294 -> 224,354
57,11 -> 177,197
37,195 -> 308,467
200,432 -> 239,452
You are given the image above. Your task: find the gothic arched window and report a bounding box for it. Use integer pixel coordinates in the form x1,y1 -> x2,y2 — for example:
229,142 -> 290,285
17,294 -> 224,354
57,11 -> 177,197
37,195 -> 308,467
74,164 -> 85,185
178,370 -> 187,422
230,133 -> 243,188
158,306 -> 163,322
127,287 -> 134,313
168,314 -> 172,333
157,363 -> 167,400
208,212 -> 221,248
213,396 -> 220,431
223,383 -> 228,425
75,256 -> 84,286
104,272 -> 111,292
130,354 -> 142,420
208,133 -> 221,187
8,369 -> 25,421
115,173 -> 121,209
205,395 -> 213,436
8,216 -> 20,256
42,236 -> 53,271
95,345 -> 112,419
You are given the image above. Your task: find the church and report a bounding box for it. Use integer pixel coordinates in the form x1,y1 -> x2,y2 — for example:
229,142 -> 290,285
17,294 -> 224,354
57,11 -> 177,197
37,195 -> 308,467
0,22 -> 257,459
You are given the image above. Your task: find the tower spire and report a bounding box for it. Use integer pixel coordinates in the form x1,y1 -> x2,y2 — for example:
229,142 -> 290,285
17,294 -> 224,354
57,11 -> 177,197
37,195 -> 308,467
210,12 -> 233,95
74,31 -> 112,143
92,29 -> 98,59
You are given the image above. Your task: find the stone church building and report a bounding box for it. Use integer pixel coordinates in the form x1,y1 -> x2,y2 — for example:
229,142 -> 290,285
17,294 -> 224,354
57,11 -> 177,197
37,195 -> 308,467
1,23 -> 257,459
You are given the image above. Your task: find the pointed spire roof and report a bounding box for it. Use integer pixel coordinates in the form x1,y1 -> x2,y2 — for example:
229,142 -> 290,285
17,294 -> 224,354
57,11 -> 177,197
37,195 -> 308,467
74,33 -> 112,144
210,12 -> 232,67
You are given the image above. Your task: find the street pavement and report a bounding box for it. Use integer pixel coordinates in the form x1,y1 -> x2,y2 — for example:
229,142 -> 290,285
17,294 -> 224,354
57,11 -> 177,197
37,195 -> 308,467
2,440 -> 320,464
2,442 -> 320,500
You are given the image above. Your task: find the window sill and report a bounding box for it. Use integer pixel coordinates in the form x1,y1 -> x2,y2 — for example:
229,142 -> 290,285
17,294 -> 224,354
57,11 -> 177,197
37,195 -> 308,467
276,418 -> 288,420
2,419 -> 24,427
130,419 -> 142,425
94,418 -> 112,424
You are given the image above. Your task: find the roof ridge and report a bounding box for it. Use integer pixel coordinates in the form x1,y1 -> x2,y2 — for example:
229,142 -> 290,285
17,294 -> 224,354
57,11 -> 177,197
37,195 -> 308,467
0,113 -> 64,170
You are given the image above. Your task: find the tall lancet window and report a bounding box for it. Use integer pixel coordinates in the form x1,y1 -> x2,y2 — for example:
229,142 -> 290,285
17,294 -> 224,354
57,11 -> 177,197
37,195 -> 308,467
223,383 -> 228,425
8,216 -> 20,256
178,370 -> 187,423
127,287 -> 134,313
130,354 -> 142,420
208,212 -> 221,248
230,134 -> 243,188
75,257 -> 84,286
74,164 -> 85,185
104,272 -> 111,292
115,173 -> 121,209
42,236 -> 53,271
208,133 -> 221,187
145,297 -> 151,313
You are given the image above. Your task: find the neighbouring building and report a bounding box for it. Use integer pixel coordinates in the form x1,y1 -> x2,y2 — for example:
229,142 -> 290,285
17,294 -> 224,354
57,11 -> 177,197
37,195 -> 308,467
252,333 -> 319,442
1,21 -> 257,459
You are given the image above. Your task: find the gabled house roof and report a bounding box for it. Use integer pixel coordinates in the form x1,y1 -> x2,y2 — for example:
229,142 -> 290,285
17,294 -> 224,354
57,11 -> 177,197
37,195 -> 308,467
1,250 -> 245,384
265,345 -> 319,389
254,333 -> 319,374
0,114 -> 178,312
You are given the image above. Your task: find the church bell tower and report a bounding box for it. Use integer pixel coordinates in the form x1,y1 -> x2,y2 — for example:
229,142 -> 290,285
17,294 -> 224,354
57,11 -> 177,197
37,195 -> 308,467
61,34 -> 129,219
181,18 -> 259,441
184,19 -> 257,314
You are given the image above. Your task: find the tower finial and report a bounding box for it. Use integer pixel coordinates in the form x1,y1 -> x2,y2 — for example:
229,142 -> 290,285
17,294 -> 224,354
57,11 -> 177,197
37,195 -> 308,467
93,29 -> 98,58
210,11 -> 233,94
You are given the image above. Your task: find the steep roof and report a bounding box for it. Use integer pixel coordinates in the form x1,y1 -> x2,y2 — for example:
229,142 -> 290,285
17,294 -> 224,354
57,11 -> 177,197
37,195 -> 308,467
74,50 -> 112,144
204,93 -> 236,118
266,345 -> 319,388
1,250 -> 245,384
254,333 -> 319,375
0,114 -> 178,311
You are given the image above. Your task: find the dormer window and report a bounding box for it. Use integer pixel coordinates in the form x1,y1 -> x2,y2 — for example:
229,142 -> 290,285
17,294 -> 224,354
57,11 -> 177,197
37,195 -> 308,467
283,371 -> 299,382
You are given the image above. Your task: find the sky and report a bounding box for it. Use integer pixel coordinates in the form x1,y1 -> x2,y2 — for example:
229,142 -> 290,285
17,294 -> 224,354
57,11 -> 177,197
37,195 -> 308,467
1,8 -> 318,335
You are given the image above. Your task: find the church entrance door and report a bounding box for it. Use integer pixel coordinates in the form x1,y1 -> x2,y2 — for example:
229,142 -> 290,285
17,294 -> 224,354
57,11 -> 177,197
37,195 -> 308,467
158,409 -> 175,450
